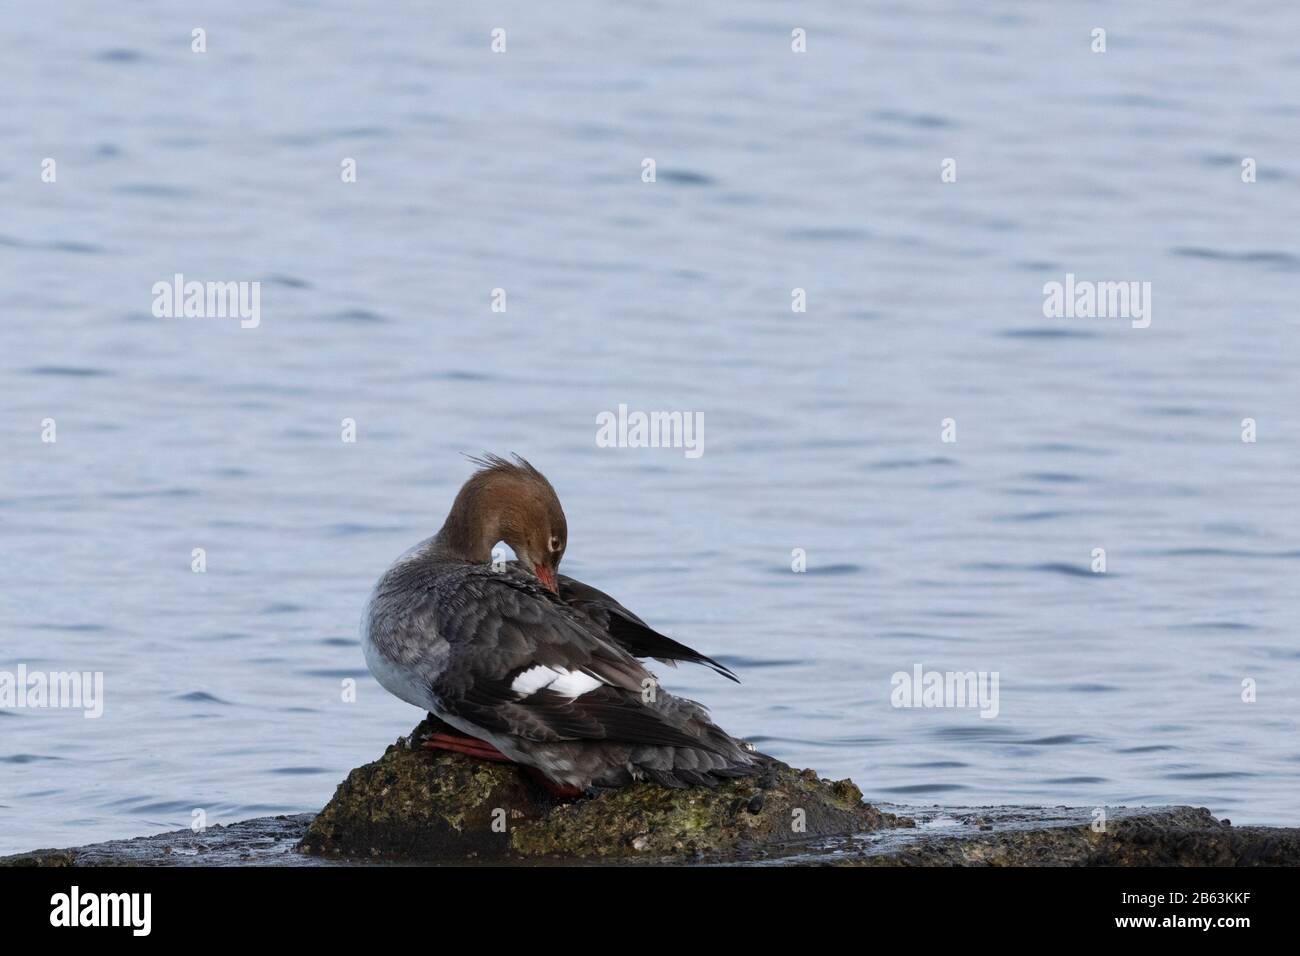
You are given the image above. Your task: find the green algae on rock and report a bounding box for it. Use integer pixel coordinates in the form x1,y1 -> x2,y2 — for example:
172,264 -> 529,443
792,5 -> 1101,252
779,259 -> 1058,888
298,717 -> 907,861
7,777 -> 1299,866
299,728 -> 542,861
508,766 -> 902,859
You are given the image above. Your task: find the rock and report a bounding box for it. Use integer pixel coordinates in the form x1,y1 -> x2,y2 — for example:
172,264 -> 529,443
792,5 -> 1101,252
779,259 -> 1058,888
5,796 -> 1299,867
7,719 -> 1299,867
298,717 -> 907,862
0,848 -> 77,867
0,815 -> 314,867
850,805 -> 1300,867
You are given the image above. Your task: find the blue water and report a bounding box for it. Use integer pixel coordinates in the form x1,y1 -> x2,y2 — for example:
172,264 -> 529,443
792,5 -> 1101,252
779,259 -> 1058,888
2,1 -> 1299,854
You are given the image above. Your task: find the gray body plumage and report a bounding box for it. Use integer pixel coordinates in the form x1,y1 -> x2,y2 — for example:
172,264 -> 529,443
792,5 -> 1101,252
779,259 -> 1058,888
363,538 -> 758,789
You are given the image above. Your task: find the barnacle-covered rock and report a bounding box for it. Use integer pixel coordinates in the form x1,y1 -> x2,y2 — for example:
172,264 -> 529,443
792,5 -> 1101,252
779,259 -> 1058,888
297,716 -> 905,861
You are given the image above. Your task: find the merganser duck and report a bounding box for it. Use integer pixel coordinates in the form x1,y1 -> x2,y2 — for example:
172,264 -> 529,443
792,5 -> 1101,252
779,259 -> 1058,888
363,454 -> 759,795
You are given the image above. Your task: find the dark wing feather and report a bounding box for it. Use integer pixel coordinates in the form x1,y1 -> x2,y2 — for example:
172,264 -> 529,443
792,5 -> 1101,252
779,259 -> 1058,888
428,564 -> 726,752
455,682 -> 721,751
556,573 -> 739,682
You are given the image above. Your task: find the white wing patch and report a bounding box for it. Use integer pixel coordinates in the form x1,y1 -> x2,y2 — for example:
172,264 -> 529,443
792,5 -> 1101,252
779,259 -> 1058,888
510,665 -> 557,696
549,670 -> 604,697
510,664 -> 604,699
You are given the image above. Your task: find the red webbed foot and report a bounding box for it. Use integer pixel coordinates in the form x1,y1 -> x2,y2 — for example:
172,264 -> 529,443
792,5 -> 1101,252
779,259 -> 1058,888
420,732 -> 513,763
523,766 -> 583,799
420,731 -> 583,799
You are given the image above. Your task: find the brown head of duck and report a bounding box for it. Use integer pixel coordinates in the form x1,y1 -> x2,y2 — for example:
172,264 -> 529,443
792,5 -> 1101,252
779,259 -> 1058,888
433,454 -> 567,592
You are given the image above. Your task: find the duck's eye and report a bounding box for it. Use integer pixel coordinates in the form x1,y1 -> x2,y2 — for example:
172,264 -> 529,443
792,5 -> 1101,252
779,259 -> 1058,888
548,535 -> 564,553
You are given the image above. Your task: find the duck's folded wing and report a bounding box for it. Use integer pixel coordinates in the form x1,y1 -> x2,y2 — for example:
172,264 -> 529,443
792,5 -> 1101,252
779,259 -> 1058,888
443,677 -> 726,752
430,568 -> 726,751
556,573 -> 739,683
